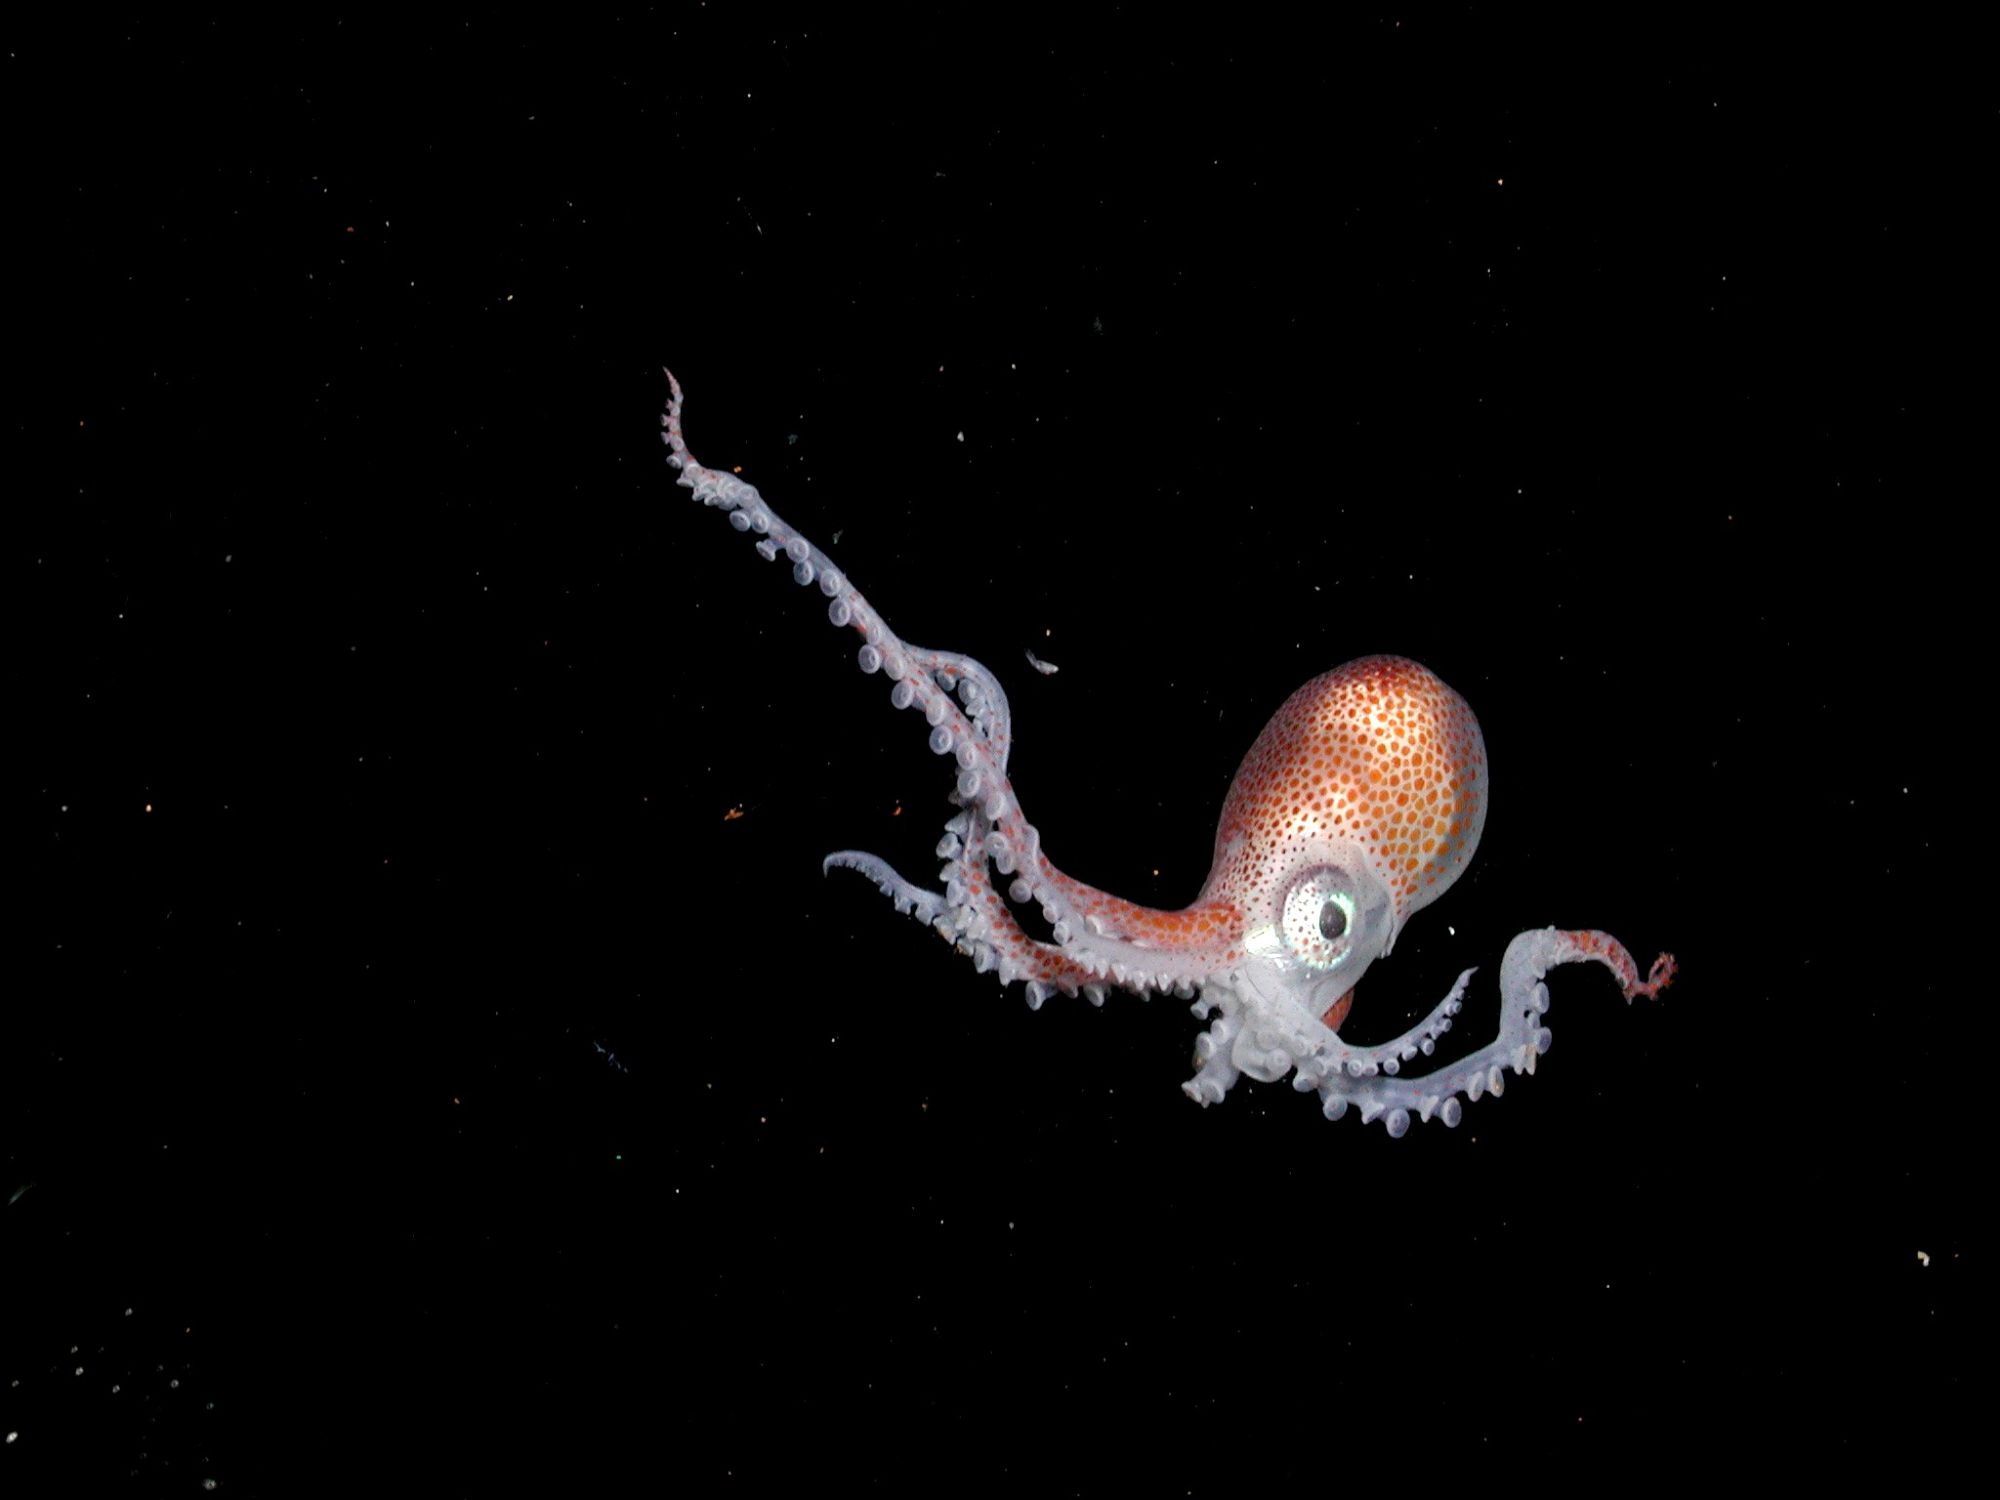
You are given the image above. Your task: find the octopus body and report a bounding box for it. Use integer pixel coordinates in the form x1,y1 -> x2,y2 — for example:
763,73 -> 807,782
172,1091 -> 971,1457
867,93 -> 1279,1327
663,372 -> 1674,1134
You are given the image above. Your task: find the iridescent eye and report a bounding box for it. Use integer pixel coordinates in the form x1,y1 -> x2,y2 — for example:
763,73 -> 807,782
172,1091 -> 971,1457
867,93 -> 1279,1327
1280,867 -> 1360,970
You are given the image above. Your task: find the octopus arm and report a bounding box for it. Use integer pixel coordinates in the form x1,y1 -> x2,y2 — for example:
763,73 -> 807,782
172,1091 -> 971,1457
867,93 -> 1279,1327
1187,927 -> 1675,1136
665,370 -> 1240,1002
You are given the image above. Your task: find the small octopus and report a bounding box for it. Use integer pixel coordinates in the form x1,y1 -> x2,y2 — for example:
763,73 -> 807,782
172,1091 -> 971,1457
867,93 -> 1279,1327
663,372 -> 1674,1135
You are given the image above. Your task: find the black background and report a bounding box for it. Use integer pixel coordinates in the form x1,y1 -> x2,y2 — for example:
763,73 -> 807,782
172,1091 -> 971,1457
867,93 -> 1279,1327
11,9 -> 1976,1494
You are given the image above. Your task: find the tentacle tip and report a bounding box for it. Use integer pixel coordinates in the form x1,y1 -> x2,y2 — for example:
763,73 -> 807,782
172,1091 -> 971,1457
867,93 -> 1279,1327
1626,951 -> 1678,1001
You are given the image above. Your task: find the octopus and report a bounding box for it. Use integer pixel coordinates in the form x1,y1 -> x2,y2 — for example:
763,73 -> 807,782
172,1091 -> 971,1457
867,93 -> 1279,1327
663,371 -> 1674,1134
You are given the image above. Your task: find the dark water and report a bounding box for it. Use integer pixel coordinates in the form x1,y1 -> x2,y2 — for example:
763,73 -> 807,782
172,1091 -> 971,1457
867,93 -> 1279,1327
12,11 -> 1973,1493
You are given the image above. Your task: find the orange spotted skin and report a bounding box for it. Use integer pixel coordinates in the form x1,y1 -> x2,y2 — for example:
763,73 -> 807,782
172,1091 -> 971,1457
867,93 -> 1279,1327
1200,656 -> 1488,943
1036,866 -> 1242,948
1010,657 -> 1487,969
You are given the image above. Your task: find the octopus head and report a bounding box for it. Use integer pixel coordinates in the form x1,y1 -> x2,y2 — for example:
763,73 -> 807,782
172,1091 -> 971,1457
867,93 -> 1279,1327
1192,656 -> 1488,1080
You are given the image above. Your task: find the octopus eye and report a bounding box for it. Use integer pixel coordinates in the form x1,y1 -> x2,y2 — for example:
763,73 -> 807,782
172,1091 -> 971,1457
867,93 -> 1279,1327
1279,867 -> 1361,970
